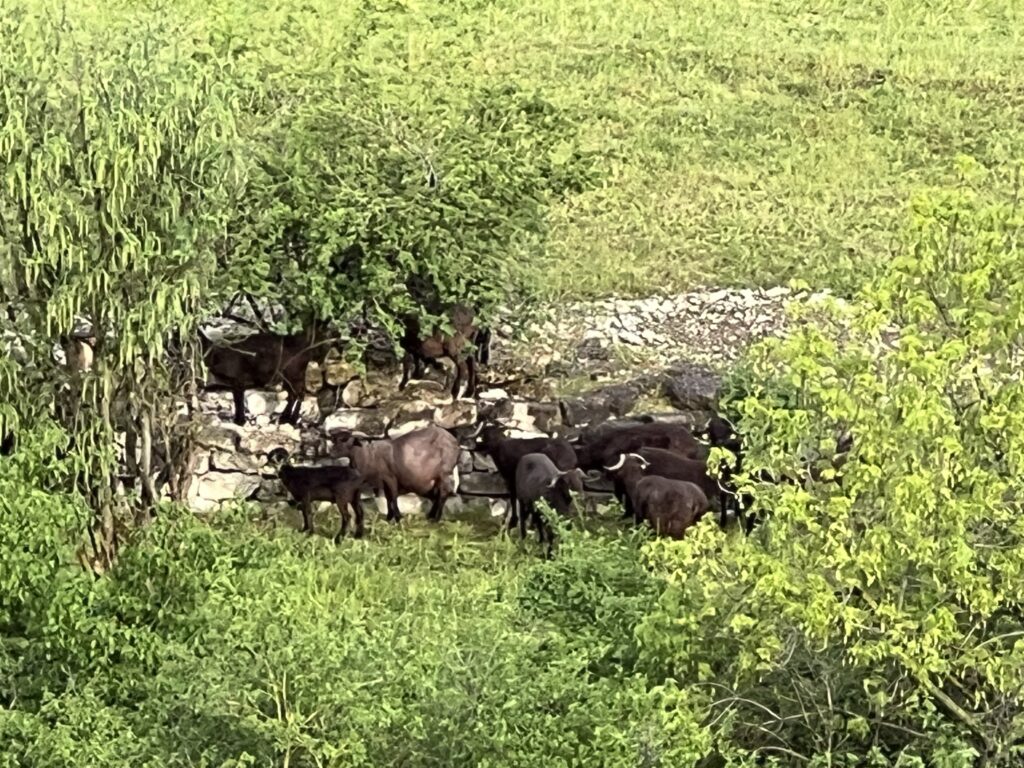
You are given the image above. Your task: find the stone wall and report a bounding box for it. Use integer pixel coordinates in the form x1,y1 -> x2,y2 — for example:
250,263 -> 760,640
187,355 -> 724,516
185,284 -> 842,516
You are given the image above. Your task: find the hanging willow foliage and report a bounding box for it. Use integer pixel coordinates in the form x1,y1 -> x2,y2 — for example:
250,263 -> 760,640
0,3 -> 242,567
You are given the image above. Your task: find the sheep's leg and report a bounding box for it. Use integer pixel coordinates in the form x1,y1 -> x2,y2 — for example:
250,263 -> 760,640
232,388 -> 247,426
506,489 -> 519,530
413,356 -> 427,378
426,490 -> 445,522
399,353 -> 414,390
383,481 -> 401,523
334,496 -> 350,542
352,494 -> 366,538
301,497 -> 313,533
450,356 -> 466,399
280,379 -> 303,425
519,500 -> 532,540
614,478 -> 632,518
465,354 -> 477,397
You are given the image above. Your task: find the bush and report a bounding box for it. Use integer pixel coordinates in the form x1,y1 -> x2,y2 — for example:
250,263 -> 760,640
640,176 -> 1024,766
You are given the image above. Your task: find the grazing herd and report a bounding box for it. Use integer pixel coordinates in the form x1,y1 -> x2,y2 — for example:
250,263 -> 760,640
192,306 -> 763,550
2,304 -> 774,553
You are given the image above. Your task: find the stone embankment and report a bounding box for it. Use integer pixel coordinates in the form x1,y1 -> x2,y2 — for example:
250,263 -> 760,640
189,286 -> 837,515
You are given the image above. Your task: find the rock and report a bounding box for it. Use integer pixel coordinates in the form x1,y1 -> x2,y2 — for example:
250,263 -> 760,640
372,493 -> 424,518
246,390 -> 282,418
661,360 -> 722,412
388,399 -> 436,429
478,397 -> 514,423
197,423 -> 243,451
764,286 -> 789,299
403,379 -> 451,404
387,419 -> 433,438
524,401 -> 560,433
341,379 -> 365,408
596,383 -> 640,418
323,409 -> 389,438
317,387 -> 342,417
457,471 -> 511,497
618,330 -> 644,346
256,478 -> 286,502
242,424 -> 302,456
305,361 -> 324,394
434,400 -> 477,430
193,453 -> 210,475
297,397 -> 320,423
472,451 -> 498,473
478,388 -> 510,401
324,358 -> 359,387
577,337 -> 611,361
211,451 -> 264,473
636,410 -> 707,429
458,449 -> 475,474
490,499 -> 510,518
192,472 -> 262,503
559,396 -> 611,428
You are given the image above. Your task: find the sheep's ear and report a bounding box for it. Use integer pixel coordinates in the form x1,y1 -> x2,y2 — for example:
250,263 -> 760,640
267,447 -> 290,464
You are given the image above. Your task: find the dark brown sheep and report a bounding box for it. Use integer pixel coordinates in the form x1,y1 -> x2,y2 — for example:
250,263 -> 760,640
199,320 -> 331,426
604,448 -> 731,526
331,425 -> 461,523
399,304 -> 480,398
475,424 -> 578,531
608,453 -> 710,538
271,455 -> 365,541
573,421 -> 703,472
513,451 -> 585,546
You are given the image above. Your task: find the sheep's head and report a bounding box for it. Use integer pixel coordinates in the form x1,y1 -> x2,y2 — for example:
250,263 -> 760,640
476,423 -> 505,449
328,431 -> 364,457
603,452 -> 648,482
267,447 -> 291,466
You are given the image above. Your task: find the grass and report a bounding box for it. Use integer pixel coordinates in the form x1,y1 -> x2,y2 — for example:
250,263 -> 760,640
400,0 -> 1024,299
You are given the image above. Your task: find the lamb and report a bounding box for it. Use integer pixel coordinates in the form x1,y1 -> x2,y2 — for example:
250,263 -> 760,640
399,304 -> 481,398
199,320 -> 331,426
474,424 -> 578,531
331,425 -> 461,523
514,452 -> 584,547
606,453 -> 710,539
270,452 -> 365,541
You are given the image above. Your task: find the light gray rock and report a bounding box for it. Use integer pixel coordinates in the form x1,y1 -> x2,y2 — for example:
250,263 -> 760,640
618,330 -> 644,346
241,424 -> 302,456
192,472 -> 262,503
211,451 -> 264,473
386,419 -> 433,438
324,358 -> 359,387
323,409 -> 389,438
435,400 -> 477,430
458,472 -> 511,497
305,361 -> 324,394
197,423 -> 243,451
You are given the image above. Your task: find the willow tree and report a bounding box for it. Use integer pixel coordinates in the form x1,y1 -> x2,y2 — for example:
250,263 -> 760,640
0,4 -> 241,565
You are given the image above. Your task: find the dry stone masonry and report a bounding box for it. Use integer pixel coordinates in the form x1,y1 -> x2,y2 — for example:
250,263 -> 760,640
188,286 -> 837,514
